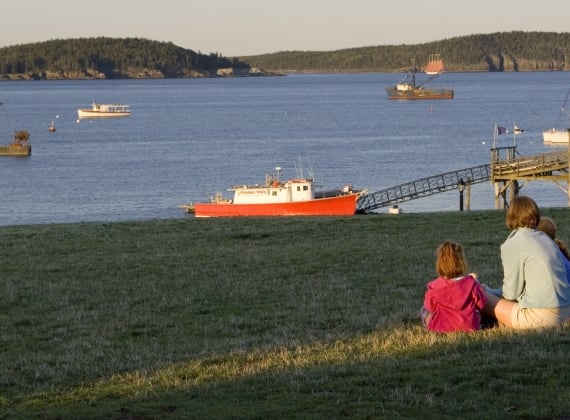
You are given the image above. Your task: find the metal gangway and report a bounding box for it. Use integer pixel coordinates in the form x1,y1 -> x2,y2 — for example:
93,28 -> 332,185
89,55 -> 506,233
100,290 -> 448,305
356,164 -> 492,213
356,146 -> 570,213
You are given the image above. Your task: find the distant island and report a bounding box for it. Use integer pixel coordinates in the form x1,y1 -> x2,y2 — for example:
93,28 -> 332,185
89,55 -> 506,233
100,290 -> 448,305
0,37 -> 281,80
241,31 -> 570,74
1,32 -> 569,80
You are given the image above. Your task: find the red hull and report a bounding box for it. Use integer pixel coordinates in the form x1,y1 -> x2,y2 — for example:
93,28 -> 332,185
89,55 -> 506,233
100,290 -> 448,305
194,193 -> 360,217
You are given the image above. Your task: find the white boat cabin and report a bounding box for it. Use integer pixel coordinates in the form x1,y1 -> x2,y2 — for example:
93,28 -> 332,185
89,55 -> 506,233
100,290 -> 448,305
543,128 -> 569,144
93,103 -> 130,113
231,178 -> 314,205
396,83 -> 413,92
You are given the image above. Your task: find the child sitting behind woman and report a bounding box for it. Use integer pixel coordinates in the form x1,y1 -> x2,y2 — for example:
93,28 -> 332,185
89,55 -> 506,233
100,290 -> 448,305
420,241 -> 488,333
537,216 -> 570,260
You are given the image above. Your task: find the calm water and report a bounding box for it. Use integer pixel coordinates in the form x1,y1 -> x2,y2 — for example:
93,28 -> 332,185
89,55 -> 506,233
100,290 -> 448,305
1,72 -> 569,226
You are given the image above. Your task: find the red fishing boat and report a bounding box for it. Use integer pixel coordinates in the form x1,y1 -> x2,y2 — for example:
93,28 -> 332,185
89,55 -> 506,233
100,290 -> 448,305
182,167 -> 365,217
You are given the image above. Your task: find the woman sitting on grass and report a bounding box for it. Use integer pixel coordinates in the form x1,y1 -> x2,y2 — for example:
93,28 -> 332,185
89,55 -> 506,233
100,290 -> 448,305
420,241 -> 488,333
482,195 -> 570,329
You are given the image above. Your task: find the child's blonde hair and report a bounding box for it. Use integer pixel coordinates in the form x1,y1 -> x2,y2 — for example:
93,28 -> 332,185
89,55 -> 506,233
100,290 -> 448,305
436,241 -> 467,279
537,216 -> 557,240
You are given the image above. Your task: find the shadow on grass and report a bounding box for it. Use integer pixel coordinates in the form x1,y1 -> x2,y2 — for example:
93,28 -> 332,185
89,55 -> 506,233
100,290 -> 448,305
5,323 -> 570,419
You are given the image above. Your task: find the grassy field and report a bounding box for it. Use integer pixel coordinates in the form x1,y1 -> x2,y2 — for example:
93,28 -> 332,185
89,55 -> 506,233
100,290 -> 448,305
2,209 -> 570,419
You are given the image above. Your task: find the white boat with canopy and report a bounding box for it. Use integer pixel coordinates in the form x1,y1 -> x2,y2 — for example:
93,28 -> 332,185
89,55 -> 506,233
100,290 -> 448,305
543,89 -> 570,144
77,103 -> 131,118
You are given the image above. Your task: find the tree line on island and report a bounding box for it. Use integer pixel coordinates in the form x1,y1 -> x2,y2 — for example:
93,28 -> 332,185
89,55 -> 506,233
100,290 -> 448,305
0,37 -> 255,80
0,31 -> 569,80
242,31 -> 570,73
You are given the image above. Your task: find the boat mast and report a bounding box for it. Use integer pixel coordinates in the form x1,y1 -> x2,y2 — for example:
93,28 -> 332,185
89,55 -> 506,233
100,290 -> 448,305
555,88 -> 570,128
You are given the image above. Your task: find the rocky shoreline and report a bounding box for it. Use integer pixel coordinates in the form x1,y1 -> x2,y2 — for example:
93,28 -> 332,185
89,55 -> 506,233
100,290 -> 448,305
0,67 -> 283,81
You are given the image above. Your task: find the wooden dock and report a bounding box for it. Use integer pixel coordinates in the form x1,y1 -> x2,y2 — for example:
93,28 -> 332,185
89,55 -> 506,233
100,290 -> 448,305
490,146 -> 569,208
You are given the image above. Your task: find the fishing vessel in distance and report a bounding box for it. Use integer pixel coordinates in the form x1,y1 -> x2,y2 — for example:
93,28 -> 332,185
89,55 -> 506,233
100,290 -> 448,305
543,88 -> 570,144
77,103 -> 131,118
182,166 -> 365,217
543,128 -> 569,144
0,130 -> 31,156
386,58 -> 454,100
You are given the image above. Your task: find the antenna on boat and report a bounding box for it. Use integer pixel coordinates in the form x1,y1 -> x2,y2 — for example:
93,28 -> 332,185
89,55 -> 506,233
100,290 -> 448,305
554,88 -> 570,128
306,158 -> 315,181
275,166 -> 282,183
294,157 -> 305,179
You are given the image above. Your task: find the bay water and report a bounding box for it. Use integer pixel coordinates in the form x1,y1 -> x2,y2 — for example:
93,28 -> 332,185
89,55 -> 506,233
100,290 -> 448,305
1,72 -> 569,226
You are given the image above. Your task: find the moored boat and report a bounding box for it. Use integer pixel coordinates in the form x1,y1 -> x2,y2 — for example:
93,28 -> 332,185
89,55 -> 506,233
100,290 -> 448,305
543,89 -> 570,144
543,128 -> 569,144
0,130 -> 31,156
386,58 -> 454,100
182,167 -> 365,217
424,53 -> 445,75
77,103 -> 131,118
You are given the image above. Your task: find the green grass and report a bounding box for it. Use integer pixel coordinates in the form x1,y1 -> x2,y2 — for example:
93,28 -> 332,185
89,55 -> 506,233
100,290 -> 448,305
2,209 -> 570,418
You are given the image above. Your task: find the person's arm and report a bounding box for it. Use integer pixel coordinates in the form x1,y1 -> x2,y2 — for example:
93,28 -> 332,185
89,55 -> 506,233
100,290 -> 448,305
483,284 -> 502,297
473,282 -> 489,310
500,238 -> 525,301
423,287 -> 435,312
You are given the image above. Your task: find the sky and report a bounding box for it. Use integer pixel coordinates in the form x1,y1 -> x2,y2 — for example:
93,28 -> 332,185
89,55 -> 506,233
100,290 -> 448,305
3,0 -> 570,57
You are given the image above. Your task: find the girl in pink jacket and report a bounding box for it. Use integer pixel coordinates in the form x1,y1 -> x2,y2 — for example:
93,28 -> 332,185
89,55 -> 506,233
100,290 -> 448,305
420,241 -> 488,333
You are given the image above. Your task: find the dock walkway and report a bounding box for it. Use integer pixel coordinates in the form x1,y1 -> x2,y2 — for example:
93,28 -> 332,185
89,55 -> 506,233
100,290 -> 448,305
356,164 -> 490,213
356,147 -> 569,213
